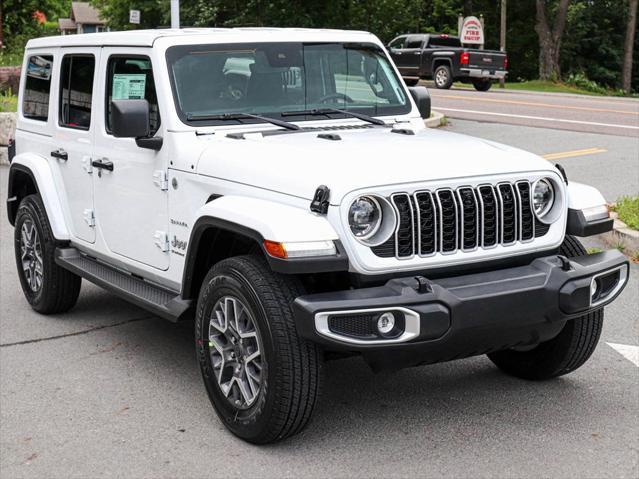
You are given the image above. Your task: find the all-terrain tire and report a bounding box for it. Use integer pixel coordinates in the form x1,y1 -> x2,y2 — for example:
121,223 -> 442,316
472,79 -> 492,91
487,236 -> 604,380
195,255 -> 323,444
14,194 -> 81,314
433,64 -> 453,89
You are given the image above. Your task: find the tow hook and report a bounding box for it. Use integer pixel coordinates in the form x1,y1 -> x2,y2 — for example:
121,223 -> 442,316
557,255 -> 572,271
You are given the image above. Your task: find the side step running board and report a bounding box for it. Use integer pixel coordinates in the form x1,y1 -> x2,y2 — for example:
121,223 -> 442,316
55,247 -> 192,322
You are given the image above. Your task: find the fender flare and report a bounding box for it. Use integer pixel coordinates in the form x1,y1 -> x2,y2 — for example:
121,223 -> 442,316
431,56 -> 453,74
566,181 -> 607,210
7,154 -> 70,240
181,196 -> 349,299
565,181 -> 613,237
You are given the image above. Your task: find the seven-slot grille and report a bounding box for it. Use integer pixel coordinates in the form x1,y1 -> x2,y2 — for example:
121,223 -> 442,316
372,181 -> 548,259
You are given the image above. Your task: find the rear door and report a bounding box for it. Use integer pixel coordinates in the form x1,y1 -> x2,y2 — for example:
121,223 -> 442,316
92,48 -> 169,270
52,49 -> 100,244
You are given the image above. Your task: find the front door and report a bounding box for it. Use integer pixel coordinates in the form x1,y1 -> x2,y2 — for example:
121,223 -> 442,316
92,49 -> 169,270
52,50 -> 99,243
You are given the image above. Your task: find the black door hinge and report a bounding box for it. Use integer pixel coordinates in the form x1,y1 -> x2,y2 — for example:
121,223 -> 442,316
310,185 -> 330,214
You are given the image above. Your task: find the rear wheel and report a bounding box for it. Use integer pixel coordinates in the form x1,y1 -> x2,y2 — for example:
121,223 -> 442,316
195,255 -> 323,444
433,65 -> 453,89
488,236 -> 603,380
472,79 -> 492,91
14,194 -> 81,314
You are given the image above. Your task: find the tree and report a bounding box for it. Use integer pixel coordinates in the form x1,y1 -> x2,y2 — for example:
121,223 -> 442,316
622,0 -> 638,93
535,0 -> 571,80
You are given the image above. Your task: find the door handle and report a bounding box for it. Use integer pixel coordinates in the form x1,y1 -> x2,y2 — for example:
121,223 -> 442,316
51,149 -> 68,161
91,158 -> 114,171
414,52 -> 421,55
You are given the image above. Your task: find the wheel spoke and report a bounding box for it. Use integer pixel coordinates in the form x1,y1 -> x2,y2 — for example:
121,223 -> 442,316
208,295 -> 263,409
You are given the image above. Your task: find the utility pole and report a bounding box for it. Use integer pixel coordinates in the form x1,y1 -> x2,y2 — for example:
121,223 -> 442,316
171,0 -> 180,29
500,0 -> 507,88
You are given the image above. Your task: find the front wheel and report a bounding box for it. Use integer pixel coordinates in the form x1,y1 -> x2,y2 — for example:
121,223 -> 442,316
488,236 -> 603,380
14,194 -> 81,314
472,79 -> 492,91
403,78 -> 419,87
195,255 -> 323,444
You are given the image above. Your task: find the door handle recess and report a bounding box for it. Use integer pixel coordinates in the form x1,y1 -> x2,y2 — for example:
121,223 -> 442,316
51,149 -> 68,161
91,159 -> 114,171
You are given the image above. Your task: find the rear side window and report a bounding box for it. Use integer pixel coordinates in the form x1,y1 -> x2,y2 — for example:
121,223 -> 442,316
405,37 -> 424,49
59,55 -> 95,130
106,56 -> 160,135
22,55 -> 54,121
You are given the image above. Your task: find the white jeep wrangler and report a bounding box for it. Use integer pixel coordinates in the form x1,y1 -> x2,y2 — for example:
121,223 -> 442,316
7,28 -> 629,444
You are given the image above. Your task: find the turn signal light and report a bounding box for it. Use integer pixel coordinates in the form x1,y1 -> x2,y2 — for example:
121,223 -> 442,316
263,240 -> 337,259
460,52 -> 470,65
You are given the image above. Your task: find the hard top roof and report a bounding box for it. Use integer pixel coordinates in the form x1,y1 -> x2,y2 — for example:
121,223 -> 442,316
26,27 -> 377,49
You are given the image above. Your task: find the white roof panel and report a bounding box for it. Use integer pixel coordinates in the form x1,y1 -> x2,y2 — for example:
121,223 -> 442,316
26,28 -> 378,50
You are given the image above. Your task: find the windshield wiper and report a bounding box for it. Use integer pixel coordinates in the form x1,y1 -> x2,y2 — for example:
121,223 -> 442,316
281,108 -> 386,126
186,112 -> 300,131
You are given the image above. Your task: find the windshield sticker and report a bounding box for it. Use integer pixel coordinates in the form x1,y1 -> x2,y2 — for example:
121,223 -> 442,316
27,56 -> 52,80
112,74 -> 146,100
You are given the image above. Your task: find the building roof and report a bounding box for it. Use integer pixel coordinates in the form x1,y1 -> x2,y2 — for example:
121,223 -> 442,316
58,18 -> 76,30
28,27 -> 377,49
71,2 -> 103,25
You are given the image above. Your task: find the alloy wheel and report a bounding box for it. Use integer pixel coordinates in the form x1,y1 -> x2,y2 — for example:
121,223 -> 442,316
20,219 -> 43,293
208,296 -> 263,409
436,68 -> 448,87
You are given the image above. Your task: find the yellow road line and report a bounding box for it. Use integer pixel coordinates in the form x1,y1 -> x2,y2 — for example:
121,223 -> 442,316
435,94 -> 639,116
542,147 -> 607,160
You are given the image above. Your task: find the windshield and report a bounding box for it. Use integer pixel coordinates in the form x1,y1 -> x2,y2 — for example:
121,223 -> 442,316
166,42 -> 410,126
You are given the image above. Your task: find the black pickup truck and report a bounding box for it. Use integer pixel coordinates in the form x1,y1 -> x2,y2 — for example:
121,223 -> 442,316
387,34 -> 508,91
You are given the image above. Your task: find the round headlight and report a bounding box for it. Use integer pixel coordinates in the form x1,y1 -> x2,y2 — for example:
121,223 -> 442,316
532,179 -> 555,218
348,196 -> 382,239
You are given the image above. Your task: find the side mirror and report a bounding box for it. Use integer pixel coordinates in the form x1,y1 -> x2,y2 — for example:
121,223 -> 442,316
408,86 -> 431,119
111,99 -> 163,151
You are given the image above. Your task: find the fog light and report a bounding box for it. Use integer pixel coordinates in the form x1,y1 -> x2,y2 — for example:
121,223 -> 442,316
590,279 -> 599,299
377,312 -> 395,334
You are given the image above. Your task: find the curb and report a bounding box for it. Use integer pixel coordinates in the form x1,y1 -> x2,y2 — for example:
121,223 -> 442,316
602,212 -> 639,254
424,110 -> 445,128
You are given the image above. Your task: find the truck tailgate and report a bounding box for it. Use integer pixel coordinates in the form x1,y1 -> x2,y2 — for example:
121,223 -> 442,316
467,51 -> 507,71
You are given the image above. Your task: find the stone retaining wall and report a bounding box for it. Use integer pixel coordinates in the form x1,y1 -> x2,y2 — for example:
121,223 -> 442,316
0,67 -> 21,94
0,112 -> 17,165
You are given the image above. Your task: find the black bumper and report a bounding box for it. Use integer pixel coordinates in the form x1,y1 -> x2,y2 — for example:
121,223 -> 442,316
293,251 -> 629,370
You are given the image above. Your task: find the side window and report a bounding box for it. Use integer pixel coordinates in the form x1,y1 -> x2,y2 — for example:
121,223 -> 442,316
22,55 -> 54,121
59,55 -> 95,130
389,37 -> 406,49
405,37 -> 424,49
106,56 -> 160,135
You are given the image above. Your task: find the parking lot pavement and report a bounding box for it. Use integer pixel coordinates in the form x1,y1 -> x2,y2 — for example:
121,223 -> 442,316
1,121 -> 638,478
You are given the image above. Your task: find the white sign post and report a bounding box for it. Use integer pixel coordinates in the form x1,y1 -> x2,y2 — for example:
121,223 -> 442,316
129,10 -> 140,25
460,16 -> 484,46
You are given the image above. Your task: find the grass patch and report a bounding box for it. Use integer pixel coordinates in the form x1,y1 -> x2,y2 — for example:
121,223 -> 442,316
611,196 -> 639,230
447,79 -> 636,97
0,90 -> 18,112
587,247 -> 603,254
0,50 -> 23,67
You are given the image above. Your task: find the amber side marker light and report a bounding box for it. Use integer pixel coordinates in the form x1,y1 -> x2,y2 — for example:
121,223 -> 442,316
263,240 -> 337,259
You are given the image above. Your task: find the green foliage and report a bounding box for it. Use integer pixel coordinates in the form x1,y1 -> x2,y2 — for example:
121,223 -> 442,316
0,89 -> 18,112
89,0 -> 168,30
612,196 -> 639,230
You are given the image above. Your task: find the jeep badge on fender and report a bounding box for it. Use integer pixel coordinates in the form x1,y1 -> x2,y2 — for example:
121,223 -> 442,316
7,28 -> 628,444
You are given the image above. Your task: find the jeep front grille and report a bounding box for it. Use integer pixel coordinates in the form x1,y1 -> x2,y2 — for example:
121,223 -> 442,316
372,181 -> 549,259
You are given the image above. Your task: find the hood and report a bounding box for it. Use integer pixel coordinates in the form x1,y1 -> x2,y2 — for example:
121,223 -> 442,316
196,126 -> 553,204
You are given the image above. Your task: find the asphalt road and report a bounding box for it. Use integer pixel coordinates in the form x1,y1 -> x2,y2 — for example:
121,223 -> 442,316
1,118 -> 638,478
428,85 -> 639,137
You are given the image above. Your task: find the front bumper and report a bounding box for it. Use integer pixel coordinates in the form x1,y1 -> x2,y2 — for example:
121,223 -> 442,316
293,250 -> 628,370
460,68 -> 507,80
